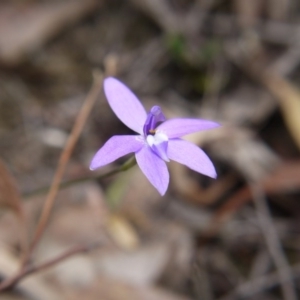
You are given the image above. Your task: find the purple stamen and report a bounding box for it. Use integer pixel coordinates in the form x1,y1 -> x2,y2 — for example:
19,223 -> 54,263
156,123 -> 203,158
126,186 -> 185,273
143,106 -> 166,136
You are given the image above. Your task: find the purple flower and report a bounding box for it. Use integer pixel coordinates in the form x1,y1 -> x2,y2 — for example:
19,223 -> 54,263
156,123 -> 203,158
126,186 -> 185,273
90,77 -> 220,196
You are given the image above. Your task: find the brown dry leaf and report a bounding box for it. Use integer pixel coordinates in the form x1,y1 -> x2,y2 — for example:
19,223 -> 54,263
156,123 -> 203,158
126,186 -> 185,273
0,159 -> 23,220
0,0 -> 100,65
262,73 -> 300,150
0,159 -> 27,252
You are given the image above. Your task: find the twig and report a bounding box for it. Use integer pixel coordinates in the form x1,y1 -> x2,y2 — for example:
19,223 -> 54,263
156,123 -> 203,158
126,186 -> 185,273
0,241 -> 101,291
218,262 -> 300,300
22,71 -> 104,265
23,156 -> 137,199
250,183 -> 297,300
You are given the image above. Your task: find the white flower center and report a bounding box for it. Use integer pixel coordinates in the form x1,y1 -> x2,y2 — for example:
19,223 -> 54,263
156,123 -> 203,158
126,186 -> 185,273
146,132 -> 168,147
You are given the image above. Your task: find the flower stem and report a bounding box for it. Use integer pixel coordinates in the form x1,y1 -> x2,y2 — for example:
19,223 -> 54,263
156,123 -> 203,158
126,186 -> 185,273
23,156 -> 137,199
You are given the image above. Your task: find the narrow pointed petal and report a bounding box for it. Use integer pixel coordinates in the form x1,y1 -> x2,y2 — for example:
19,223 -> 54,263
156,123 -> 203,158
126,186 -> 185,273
167,139 -> 217,178
151,142 -> 169,162
104,77 -> 147,134
90,135 -> 143,170
157,118 -> 220,138
135,146 -> 169,195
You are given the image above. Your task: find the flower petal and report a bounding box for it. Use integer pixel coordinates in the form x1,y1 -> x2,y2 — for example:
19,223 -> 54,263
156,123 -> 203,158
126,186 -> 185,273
104,77 -> 147,134
135,146 -> 169,195
151,141 -> 169,162
167,139 -> 217,178
90,135 -> 143,170
146,132 -> 169,162
157,118 -> 220,138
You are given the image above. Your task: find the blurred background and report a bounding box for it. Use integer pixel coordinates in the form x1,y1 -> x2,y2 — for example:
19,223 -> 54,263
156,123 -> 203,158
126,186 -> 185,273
0,0 -> 300,299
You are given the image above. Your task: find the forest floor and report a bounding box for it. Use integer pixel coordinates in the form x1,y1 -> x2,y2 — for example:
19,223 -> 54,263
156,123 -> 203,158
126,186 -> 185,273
0,0 -> 300,299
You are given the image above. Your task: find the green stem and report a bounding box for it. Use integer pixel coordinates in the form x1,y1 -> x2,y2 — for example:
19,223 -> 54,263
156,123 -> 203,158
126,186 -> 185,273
23,156 -> 137,199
